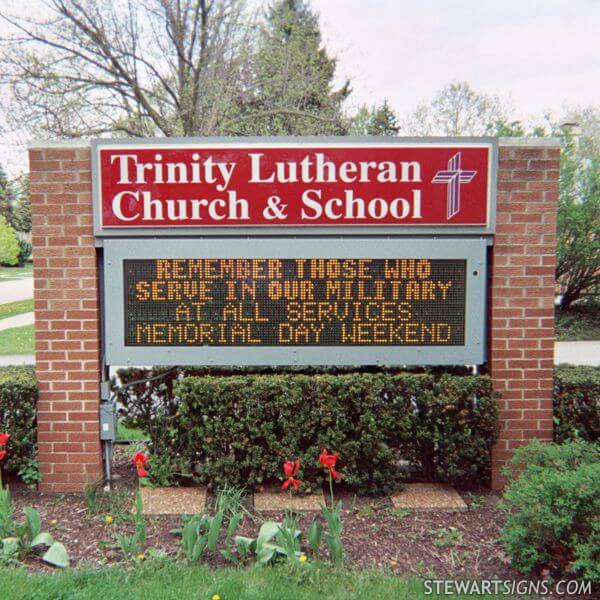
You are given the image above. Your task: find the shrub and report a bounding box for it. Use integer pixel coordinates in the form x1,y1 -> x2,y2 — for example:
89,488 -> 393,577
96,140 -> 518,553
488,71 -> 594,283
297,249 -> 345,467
0,366 -> 37,479
167,372 -> 498,493
554,365 -> 600,442
16,239 -> 32,266
501,440 -> 600,581
0,216 -> 19,266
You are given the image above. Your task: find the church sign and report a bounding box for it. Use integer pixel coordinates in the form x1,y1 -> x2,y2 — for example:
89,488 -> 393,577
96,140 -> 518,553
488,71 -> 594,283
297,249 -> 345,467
94,137 -> 496,366
93,138 -> 496,235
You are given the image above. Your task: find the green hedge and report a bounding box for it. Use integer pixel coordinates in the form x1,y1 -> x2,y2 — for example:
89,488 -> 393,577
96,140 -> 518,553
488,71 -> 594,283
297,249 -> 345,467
166,372 -> 499,493
0,365 -> 37,478
554,365 -> 600,443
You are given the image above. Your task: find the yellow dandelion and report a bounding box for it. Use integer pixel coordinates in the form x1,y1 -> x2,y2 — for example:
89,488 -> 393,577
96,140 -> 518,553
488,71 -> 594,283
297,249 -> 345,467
50,519 -> 58,526
299,555 -> 308,563
212,595 -> 221,600
136,553 -> 146,561
104,515 -> 113,525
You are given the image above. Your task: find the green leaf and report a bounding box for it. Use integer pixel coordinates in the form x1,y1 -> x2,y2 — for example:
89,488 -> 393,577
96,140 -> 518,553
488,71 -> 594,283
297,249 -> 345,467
42,542 -> 70,568
1,537 -> 20,558
191,534 -> 207,561
256,543 -> 277,565
31,532 -> 55,547
24,507 -> 41,540
182,520 -> 198,558
234,535 -> 254,558
226,512 -> 242,541
308,520 -> 323,556
256,521 -> 280,551
206,511 -> 223,553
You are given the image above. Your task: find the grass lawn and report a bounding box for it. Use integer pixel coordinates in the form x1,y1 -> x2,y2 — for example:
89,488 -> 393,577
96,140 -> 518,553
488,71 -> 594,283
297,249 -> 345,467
0,298 -> 34,320
0,563 -> 507,600
117,420 -> 150,442
0,324 -> 35,355
0,263 -> 33,280
556,302 -> 600,341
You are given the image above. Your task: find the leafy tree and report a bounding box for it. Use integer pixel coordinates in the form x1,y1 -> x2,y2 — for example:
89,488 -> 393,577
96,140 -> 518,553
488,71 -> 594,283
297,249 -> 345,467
0,215 -> 20,266
0,0 -> 349,138
400,81 -> 509,136
556,126 -> 600,309
351,100 -> 398,136
10,176 -> 31,233
0,1 -> 253,137
236,0 -> 350,135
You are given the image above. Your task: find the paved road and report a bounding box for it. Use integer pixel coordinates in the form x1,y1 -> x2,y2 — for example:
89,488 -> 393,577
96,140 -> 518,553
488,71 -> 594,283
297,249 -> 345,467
0,312 -> 34,331
0,354 -> 35,366
1,342 -> 598,368
555,341 -> 600,366
0,278 -> 34,303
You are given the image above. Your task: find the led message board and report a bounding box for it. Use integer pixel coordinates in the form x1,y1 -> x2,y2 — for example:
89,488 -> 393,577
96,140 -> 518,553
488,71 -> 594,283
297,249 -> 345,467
103,238 -> 487,366
124,258 -> 466,347
92,137 -> 497,236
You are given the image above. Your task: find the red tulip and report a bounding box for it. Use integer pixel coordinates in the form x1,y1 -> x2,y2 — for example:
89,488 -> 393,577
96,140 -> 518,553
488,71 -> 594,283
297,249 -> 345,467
283,460 -> 300,478
0,433 -> 10,447
0,450 -> 6,462
319,448 -> 341,481
133,452 -> 149,478
281,460 -> 301,492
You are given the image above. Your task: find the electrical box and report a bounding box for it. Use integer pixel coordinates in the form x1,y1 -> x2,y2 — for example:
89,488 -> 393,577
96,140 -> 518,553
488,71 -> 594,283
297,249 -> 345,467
99,402 -> 117,441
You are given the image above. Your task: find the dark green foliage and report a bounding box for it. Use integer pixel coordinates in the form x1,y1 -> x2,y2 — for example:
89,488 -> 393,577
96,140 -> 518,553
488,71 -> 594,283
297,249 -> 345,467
0,366 -> 38,478
501,440 -> 600,581
16,239 -> 32,266
238,0 -> 350,135
0,166 -> 15,224
365,101 -> 399,136
351,101 -> 399,136
113,367 -> 181,455
556,130 -> 600,309
10,176 -> 31,233
158,372 -> 499,493
555,301 -> 600,341
553,365 -> 600,442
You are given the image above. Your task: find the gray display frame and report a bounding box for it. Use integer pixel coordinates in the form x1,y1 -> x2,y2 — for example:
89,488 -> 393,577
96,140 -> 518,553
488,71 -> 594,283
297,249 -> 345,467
92,136 -> 498,238
103,237 -> 488,366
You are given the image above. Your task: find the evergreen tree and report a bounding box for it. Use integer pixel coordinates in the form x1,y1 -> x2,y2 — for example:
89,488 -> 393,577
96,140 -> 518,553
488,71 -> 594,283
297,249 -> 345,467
349,105 -> 373,135
11,176 -> 31,233
350,101 -> 399,136
366,100 -> 399,136
0,165 -> 15,224
240,0 -> 350,135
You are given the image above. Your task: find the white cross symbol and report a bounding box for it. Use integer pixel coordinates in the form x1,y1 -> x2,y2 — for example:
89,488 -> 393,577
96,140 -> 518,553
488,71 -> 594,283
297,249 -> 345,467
431,152 -> 477,220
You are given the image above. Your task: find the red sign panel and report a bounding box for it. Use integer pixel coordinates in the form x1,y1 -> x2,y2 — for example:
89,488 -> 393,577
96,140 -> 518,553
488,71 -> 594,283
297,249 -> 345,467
95,142 -> 494,231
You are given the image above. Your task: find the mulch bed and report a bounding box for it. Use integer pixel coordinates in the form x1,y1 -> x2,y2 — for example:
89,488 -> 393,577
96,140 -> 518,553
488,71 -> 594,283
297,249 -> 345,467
6,446 -> 520,581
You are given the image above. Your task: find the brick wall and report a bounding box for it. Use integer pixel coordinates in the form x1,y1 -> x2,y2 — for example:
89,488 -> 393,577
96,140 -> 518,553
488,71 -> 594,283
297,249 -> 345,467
490,139 -> 560,489
29,139 -> 558,492
29,143 -> 102,493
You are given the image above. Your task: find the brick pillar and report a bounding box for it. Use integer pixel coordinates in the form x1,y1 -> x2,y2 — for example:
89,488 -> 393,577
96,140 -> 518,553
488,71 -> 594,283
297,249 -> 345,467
29,141 -> 103,493
490,139 -> 560,489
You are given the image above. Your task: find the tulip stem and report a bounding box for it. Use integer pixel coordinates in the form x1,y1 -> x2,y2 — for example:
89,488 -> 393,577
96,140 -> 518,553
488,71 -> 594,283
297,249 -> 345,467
328,471 -> 334,508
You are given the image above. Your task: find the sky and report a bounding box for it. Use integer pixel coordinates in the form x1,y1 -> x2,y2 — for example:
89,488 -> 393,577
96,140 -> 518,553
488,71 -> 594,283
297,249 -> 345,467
0,0 -> 599,175
312,0 -> 600,116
